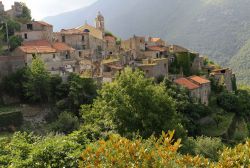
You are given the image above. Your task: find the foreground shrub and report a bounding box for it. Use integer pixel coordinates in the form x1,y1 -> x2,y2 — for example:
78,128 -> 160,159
217,140 -> 250,167
80,131 -> 210,167
0,132 -> 81,168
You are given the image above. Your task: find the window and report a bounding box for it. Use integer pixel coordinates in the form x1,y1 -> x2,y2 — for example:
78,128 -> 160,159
156,53 -> 159,58
82,45 -> 86,50
62,35 -> 65,42
24,33 -> 28,39
27,24 -> 33,30
164,63 -> 167,68
53,54 -> 56,59
82,35 -> 85,42
79,51 -> 82,57
66,54 -> 70,59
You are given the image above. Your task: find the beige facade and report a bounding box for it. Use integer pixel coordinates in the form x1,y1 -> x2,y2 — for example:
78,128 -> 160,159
15,21 -> 53,42
121,36 -> 146,60
136,58 -> 168,78
55,29 -> 106,62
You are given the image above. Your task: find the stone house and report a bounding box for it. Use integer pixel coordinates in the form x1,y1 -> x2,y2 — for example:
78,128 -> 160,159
121,35 -> 146,60
174,76 -> 211,105
144,46 -> 168,59
210,68 -> 234,92
188,76 -> 211,105
12,40 -> 77,75
101,59 -> 123,83
168,44 -> 189,53
174,77 -> 201,102
136,58 -> 168,78
15,21 -> 53,42
55,28 -> 106,62
105,35 -> 118,56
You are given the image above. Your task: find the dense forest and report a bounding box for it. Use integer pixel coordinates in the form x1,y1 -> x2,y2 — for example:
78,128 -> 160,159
0,58 -> 250,167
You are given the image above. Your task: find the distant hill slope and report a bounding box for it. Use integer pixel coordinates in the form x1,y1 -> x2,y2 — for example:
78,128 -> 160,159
44,0 -> 250,84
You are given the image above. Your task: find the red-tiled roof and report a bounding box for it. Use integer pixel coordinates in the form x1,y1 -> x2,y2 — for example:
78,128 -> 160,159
36,21 -> 53,27
23,40 -> 51,47
52,42 -> 75,52
188,76 -> 210,84
19,46 -> 56,54
150,38 -> 161,42
174,77 -> 200,90
147,46 -> 166,52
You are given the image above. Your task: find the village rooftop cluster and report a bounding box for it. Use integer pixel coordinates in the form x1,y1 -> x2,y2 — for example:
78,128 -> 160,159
0,2 -> 236,106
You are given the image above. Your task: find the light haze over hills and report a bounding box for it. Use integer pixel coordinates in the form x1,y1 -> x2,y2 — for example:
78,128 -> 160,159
44,0 -> 250,84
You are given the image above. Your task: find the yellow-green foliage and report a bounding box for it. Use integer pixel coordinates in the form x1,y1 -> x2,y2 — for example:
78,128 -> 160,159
80,131 -> 250,168
80,131 -> 210,168
217,141 -> 250,167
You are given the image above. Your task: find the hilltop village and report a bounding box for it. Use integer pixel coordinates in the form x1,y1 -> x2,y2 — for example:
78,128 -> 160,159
0,2 -> 236,106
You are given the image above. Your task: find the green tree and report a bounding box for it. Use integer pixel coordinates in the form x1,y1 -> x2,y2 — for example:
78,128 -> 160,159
49,111 -> 80,134
17,3 -> 32,23
9,35 -> 23,51
24,58 -> 50,103
82,68 -> 184,139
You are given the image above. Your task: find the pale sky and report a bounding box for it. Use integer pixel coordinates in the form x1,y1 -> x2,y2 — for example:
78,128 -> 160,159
2,0 -> 98,20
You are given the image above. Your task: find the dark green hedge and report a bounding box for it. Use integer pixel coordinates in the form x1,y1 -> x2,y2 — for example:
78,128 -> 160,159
0,111 -> 23,127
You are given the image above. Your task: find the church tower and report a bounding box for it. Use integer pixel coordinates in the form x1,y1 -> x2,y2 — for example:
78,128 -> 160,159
95,11 -> 105,32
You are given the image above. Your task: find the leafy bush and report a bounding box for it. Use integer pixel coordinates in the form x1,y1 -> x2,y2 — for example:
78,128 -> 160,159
49,112 -> 80,134
80,131 -> 210,167
194,136 -> 224,161
0,132 -> 82,168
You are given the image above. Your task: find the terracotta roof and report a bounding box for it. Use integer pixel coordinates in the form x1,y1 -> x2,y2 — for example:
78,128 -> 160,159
188,76 -> 210,85
19,46 -> 56,54
52,42 -> 75,52
105,35 -> 116,42
150,38 -> 161,42
147,46 -> 166,52
36,21 -> 53,27
23,40 -> 51,47
60,28 -> 86,35
174,78 -> 200,90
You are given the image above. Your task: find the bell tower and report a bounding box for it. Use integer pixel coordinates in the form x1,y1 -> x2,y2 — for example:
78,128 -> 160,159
95,11 -> 105,32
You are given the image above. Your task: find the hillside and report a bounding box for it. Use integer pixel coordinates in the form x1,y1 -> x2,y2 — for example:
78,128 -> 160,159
44,0 -> 250,84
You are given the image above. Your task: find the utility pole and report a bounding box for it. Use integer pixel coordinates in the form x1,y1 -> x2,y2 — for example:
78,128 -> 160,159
5,22 -> 9,52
